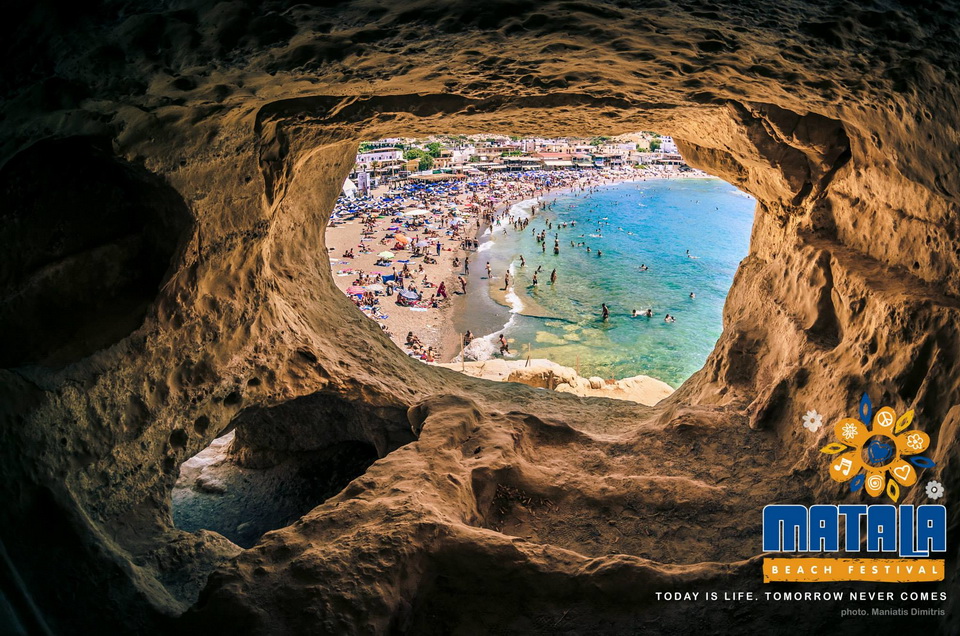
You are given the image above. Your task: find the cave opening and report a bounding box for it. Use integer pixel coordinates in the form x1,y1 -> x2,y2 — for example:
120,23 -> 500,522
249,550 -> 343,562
326,133 -> 755,398
172,428 -> 379,549
171,391 -> 414,548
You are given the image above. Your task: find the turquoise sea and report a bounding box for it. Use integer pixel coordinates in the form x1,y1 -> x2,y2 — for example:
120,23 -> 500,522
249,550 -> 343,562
454,177 -> 756,387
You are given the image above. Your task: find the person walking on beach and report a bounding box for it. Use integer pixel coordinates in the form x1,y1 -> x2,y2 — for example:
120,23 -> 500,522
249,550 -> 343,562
436,242 -> 441,256
486,262 -> 491,278
504,271 -> 510,290
459,276 -> 467,294
464,257 -> 469,274
601,303 -> 610,322
519,255 -> 525,267
499,334 -> 510,355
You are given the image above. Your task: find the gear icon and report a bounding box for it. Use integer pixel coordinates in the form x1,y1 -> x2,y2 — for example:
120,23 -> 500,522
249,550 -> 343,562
925,481 -> 944,500
802,409 -> 823,432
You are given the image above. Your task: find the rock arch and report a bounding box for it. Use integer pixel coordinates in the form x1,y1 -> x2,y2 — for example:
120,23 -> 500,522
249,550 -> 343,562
1,1 -> 958,633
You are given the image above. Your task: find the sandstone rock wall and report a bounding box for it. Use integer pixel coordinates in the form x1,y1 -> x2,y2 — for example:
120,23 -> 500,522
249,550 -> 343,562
1,1 -> 958,633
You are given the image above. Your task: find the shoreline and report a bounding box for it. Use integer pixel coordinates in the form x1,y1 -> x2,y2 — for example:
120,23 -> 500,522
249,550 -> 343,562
444,170 -> 715,367
327,167 -> 711,386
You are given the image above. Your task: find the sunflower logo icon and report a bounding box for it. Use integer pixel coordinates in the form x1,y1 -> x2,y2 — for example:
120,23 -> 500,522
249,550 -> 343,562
820,393 -> 937,502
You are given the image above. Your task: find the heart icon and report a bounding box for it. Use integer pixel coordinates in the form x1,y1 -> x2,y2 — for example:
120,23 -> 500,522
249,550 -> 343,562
893,465 -> 912,481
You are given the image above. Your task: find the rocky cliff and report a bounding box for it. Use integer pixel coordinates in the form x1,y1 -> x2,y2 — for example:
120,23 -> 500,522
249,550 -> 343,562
1,1 -> 958,633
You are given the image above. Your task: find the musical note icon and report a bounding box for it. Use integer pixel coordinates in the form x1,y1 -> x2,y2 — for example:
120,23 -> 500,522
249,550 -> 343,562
834,457 -> 853,476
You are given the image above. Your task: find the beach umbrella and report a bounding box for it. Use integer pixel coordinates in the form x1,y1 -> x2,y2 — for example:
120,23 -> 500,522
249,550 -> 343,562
415,240 -> 431,247
398,289 -> 420,300
378,251 -> 395,259
404,209 -> 430,216
393,235 -> 411,244
346,286 -> 366,295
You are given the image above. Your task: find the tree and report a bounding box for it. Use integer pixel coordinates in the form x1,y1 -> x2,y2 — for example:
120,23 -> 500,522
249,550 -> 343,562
404,148 -> 434,171
649,139 -> 661,151
358,142 -> 374,153
426,142 -> 443,158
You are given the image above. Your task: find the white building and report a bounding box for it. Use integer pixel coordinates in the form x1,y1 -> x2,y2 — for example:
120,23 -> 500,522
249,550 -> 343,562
449,145 -> 476,165
660,136 -> 678,153
355,148 -> 404,169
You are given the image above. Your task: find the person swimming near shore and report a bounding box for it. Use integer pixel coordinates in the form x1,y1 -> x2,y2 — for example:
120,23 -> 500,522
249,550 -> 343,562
601,303 -> 609,322
632,309 -> 638,317
639,264 -> 648,271
664,314 -> 676,323
550,268 -> 557,284
532,272 -> 539,287
689,292 -> 695,299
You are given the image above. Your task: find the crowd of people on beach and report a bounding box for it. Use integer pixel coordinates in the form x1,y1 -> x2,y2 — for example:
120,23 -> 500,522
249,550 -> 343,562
329,166 -> 706,363
329,169 -> 648,360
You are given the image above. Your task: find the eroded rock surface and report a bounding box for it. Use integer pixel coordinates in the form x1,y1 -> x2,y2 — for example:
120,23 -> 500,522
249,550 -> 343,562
1,1 -> 959,633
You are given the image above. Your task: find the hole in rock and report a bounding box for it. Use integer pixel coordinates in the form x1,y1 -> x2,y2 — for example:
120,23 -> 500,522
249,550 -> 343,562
0,136 -> 193,367
328,133 -> 754,398
172,430 -> 378,548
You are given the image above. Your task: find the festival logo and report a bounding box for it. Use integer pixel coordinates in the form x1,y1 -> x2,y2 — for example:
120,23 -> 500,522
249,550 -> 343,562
761,393 -> 946,583
820,394 -> 937,503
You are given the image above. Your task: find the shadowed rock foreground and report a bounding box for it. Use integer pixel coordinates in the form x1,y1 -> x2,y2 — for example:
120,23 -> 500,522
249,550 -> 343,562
1,1 -> 959,633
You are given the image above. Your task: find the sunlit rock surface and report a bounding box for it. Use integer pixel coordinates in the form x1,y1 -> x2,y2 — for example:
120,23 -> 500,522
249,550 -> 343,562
1,1 -> 959,633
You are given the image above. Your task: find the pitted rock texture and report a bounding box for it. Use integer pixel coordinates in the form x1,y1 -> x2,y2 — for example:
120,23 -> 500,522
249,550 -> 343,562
1,1 -> 959,634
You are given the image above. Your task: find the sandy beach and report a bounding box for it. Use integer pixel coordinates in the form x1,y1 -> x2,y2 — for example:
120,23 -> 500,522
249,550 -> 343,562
326,166 -> 711,400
